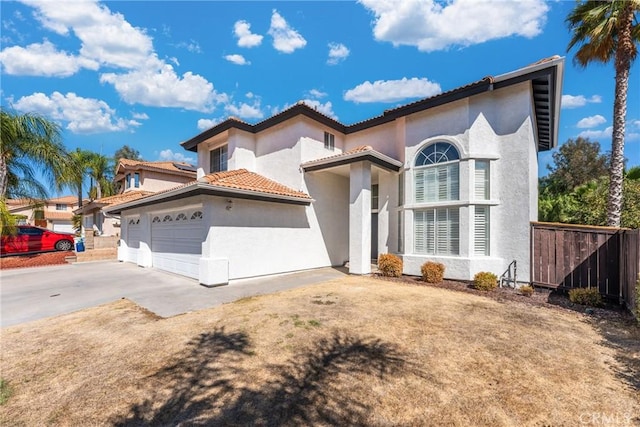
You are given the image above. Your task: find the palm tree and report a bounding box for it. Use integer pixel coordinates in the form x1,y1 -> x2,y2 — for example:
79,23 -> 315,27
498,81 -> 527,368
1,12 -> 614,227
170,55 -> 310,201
567,0 -> 640,227
0,109 -> 68,199
88,153 -> 115,200
57,148 -> 94,208
1,109 -> 69,231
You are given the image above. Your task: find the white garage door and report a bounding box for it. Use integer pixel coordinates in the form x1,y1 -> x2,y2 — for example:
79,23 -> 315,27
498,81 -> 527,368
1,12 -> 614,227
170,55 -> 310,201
123,217 -> 141,263
53,222 -> 74,233
151,210 -> 204,279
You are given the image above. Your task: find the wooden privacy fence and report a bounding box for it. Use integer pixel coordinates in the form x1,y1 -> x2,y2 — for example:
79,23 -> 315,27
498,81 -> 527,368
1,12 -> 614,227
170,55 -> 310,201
530,222 -> 639,312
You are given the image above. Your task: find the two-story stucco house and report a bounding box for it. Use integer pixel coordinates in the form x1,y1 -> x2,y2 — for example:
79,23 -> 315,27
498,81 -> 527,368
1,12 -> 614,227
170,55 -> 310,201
7,195 -> 87,233
105,57 -> 564,287
75,159 -> 196,236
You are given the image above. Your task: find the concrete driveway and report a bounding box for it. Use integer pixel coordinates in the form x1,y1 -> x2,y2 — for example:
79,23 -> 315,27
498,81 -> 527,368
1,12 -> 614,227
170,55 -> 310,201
0,261 -> 348,327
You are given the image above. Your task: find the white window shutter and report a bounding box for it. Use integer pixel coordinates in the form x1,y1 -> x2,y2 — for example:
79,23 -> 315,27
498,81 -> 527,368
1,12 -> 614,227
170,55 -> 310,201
414,211 -> 425,253
474,206 -> 489,256
415,170 -> 425,203
474,161 -> 489,200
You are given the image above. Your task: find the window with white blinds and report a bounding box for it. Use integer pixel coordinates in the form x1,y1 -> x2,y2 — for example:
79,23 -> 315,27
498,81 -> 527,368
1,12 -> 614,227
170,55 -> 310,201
414,208 -> 459,255
474,160 -> 489,200
415,163 -> 459,203
414,142 -> 460,203
474,206 -> 489,256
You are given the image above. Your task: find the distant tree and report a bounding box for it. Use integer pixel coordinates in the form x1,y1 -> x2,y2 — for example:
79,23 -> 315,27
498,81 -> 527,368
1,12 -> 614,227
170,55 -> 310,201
542,137 -> 609,195
114,145 -> 142,163
567,0 -> 640,226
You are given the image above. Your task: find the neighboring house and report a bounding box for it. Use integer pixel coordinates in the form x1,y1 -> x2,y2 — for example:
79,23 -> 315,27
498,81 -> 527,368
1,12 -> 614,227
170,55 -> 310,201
105,56 -> 564,287
74,160 -> 196,236
7,196 -> 86,233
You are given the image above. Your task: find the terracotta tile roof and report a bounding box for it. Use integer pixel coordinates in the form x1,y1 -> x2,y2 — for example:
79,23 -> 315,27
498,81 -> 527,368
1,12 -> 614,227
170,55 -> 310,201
44,211 -> 73,220
94,190 -> 155,206
199,169 -> 312,200
302,145 -> 374,165
116,159 -> 196,176
48,195 -> 81,204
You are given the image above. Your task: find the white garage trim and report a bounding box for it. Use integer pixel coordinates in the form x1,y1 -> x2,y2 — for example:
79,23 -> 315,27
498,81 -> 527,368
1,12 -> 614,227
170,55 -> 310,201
123,217 -> 141,263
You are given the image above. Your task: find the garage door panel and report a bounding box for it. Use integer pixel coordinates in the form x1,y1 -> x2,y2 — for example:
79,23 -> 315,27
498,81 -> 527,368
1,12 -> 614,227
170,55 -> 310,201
124,218 -> 141,264
150,210 -> 204,278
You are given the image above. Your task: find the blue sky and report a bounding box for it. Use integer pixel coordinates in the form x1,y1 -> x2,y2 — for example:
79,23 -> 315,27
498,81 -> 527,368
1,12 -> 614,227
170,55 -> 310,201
1,0 -> 638,192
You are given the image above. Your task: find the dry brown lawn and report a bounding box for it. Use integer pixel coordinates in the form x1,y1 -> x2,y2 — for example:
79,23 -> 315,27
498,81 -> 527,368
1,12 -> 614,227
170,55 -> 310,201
1,276 -> 639,426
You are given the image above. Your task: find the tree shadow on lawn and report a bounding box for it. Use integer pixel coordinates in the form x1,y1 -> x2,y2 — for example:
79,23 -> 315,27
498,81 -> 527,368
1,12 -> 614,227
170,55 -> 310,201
113,329 -> 416,426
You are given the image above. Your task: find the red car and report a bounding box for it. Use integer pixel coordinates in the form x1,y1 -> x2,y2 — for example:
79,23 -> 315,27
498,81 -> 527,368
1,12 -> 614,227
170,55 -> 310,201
1,226 -> 75,256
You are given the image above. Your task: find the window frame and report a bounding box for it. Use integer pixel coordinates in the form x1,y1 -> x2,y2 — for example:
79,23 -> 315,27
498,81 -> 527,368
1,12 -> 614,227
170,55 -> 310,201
55,203 -> 67,211
324,132 -> 335,150
414,142 -> 460,204
210,145 -> 228,173
414,207 -> 460,256
134,172 -> 140,188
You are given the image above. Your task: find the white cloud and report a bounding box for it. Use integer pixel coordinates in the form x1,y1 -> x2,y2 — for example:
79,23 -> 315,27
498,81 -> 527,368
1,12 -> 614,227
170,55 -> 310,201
578,126 -> 613,140
344,77 -> 442,103
225,100 -> 264,120
100,60 -> 224,112
631,119 -> 640,128
197,118 -> 222,130
0,40 -> 98,77
561,94 -> 602,109
12,91 -> 129,134
360,0 -> 548,52
300,99 -> 337,120
327,42 -> 349,65
224,54 -> 250,65
577,114 -> 606,129
268,10 -> 306,53
24,0 -> 154,69
158,149 -> 195,164
174,39 -> 201,53
307,89 -> 327,99
131,112 -> 149,120
18,0 -> 224,112
234,20 -> 263,48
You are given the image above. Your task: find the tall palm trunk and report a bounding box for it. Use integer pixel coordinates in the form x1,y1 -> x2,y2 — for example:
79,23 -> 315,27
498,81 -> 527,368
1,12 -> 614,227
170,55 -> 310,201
607,3 -> 634,227
0,155 -> 7,198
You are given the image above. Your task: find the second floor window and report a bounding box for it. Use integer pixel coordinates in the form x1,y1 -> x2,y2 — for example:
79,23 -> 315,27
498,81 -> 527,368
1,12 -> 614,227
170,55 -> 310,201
324,132 -> 335,150
210,145 -> 228,173
125,173 -> 131,189
56,204 -> 67,211
134,173 -> 140,188
414,142 -> 460,203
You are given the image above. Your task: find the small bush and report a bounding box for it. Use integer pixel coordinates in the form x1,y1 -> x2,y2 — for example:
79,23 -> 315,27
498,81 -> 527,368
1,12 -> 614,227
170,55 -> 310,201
473,272 -> 498,291
421,261 -> 445,283
378,253 -> 403,277
519,285 -> 534,297
568,288 -> 602,307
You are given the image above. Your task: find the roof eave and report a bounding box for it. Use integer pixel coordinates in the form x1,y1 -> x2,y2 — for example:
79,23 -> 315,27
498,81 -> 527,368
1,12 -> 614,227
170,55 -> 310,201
104,182 -> 313,214
302,151 -> 403,173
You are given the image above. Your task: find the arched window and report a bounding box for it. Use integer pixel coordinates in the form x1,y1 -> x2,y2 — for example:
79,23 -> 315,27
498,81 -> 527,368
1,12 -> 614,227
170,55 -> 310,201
413,142 -> 461,256
414,142 -> 460,203
176,213 -> 187,221
152,216 -> 161,223
191,211 -> 203,220
162,215 -> 173,222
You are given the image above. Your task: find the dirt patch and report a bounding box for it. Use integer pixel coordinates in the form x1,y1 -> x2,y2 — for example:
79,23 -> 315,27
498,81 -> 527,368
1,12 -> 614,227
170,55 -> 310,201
0,251 -> 73,270
373,273 -> 634,322
1,276 -> 638,426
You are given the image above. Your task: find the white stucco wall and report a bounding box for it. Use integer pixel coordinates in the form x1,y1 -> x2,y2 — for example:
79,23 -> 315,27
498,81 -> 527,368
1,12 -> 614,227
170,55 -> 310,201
398,82 -> 537,282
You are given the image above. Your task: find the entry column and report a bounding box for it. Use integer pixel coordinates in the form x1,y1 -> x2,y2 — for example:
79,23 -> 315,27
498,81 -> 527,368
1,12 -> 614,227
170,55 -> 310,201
349,162 -> 371,274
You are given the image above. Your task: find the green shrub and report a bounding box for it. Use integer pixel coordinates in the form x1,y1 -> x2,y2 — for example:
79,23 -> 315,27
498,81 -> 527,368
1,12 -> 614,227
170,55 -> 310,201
568,288 -> 603,307
473,272 -> 498,291
421,262 -> 445,283
519,285 -> 534,297
378,254 -> 403,277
